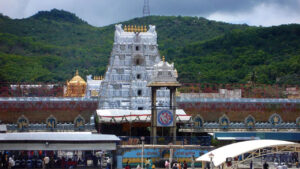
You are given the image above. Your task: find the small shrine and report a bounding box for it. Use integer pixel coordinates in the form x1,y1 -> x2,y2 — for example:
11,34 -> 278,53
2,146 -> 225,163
147,56 -> 181,144
64,70 -> 86,97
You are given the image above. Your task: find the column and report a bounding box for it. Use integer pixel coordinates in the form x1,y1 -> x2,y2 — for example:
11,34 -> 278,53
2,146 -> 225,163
171,87 -> 177,144
169,87 -> 173,138
151,87 -> 157,144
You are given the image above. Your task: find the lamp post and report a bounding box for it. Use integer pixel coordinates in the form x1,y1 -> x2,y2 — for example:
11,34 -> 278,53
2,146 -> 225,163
141,136 -> 145,169
209,153 -> 214,169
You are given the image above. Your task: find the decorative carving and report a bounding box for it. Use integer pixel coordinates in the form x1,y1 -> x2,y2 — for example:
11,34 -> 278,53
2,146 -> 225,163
74,115 -> 85,130
219,114 -> 230,129
46,115 -> 57,130
113,24 -> 157,44
245,115 -> 255,129
150,56 -> 178,83
148,25 -> 156,33
194,115 -> 204,128
269,113 -> 282,125
17,115 -> 29,131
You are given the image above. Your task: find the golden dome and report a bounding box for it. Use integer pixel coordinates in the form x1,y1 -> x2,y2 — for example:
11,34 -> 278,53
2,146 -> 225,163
68,70 -> 86,84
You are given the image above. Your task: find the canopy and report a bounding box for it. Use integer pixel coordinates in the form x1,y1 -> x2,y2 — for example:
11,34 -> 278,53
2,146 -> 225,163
96,109 -> 191,123
196,139 -> 297,167
0,132 -> 120,151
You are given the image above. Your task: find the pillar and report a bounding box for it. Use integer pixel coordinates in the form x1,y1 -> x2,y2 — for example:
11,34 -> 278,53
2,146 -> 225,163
151,87 -> 157,144
170,87 -> 177,144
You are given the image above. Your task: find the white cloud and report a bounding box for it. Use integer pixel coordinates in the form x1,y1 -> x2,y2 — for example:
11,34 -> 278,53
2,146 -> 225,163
0,0 -> 30,18
207,2 -> 300,26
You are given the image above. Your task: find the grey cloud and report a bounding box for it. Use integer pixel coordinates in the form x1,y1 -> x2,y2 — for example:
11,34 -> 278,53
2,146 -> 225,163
0,0 -> 299,26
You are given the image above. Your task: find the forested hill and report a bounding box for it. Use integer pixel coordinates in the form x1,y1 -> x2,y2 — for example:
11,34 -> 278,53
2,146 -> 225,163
0,9 -> 299,85
176,25 -> 300,84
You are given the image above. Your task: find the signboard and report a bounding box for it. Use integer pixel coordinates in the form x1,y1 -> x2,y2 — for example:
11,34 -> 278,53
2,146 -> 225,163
174,149 -> 208,158
157,109 -> 173,127
123,149 -> 160,158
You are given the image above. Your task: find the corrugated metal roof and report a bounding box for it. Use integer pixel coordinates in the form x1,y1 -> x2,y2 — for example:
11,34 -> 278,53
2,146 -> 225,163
0,132 -> 120,142
1,97 -> 299,103
0,97 -> 97,102
96,109 -> 191,123
177,97 -> 300,103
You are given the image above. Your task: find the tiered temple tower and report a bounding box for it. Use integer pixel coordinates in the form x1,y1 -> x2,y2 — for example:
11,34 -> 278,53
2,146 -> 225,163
98,24 -> 170,110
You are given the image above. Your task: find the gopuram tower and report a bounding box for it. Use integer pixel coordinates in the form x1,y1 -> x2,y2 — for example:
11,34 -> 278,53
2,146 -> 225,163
98,24 -> 170,110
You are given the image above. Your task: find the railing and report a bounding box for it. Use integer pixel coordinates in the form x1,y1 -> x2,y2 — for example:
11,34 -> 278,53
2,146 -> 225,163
118,136 -> 211,146
4,123 -> 95,132
181,122 -> 299,130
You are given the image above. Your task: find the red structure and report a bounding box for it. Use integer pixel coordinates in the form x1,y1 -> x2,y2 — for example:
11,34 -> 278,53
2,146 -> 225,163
0,82 -> 299,124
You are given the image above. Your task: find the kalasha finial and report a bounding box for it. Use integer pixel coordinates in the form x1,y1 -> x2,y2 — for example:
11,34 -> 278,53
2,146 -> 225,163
131,25 -> 134,32
162,56 -> 165,62
144,25 -> 147,32
124,25 -> 128,32
76,69 -> 79,76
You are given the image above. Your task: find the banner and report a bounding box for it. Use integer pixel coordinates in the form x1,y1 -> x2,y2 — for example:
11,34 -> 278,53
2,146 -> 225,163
157,109 -> 173,127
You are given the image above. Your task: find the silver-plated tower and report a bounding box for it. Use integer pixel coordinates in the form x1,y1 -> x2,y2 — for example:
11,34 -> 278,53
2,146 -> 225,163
98,25 -> 170,110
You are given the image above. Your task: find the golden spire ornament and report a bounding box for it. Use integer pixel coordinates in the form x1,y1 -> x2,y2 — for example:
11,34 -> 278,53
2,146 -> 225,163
130,25 -> 134,32
162,56 -> 165,62
124,25 -> 127,32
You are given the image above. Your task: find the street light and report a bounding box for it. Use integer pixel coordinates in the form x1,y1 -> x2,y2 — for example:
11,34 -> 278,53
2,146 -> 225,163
141,136 -> 145,169
208,153 -> 214,169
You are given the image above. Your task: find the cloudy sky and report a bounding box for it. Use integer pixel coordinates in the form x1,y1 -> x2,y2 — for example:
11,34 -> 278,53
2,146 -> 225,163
0,0 -> 300,27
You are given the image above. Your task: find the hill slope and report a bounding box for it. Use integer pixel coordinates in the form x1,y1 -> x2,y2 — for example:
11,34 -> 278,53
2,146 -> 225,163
176,25 -> 300,84
0,9 -> 299,85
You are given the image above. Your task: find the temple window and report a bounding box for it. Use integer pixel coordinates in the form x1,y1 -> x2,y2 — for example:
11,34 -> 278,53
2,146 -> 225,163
137,89 -> 142,96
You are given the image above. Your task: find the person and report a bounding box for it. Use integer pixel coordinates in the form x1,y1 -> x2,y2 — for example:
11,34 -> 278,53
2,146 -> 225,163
183,161 -> 187,169
145,158 -> 151,169
263,161 -> 269,169
125,163 -> 131,169
145,158 -> 149,169
282,163 -> 287,169
93,155 -> 97,167
191,155 -> 195,169
165,160 -> 170,169
149,158 -> 153,169
172,163 -> 177,169
250,160 -> 253,169
178,162 -> 181,169
206,162 -> 210,169
8,157 -> 15,169
107,157 -> 112,169
43,156 -> 50,169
